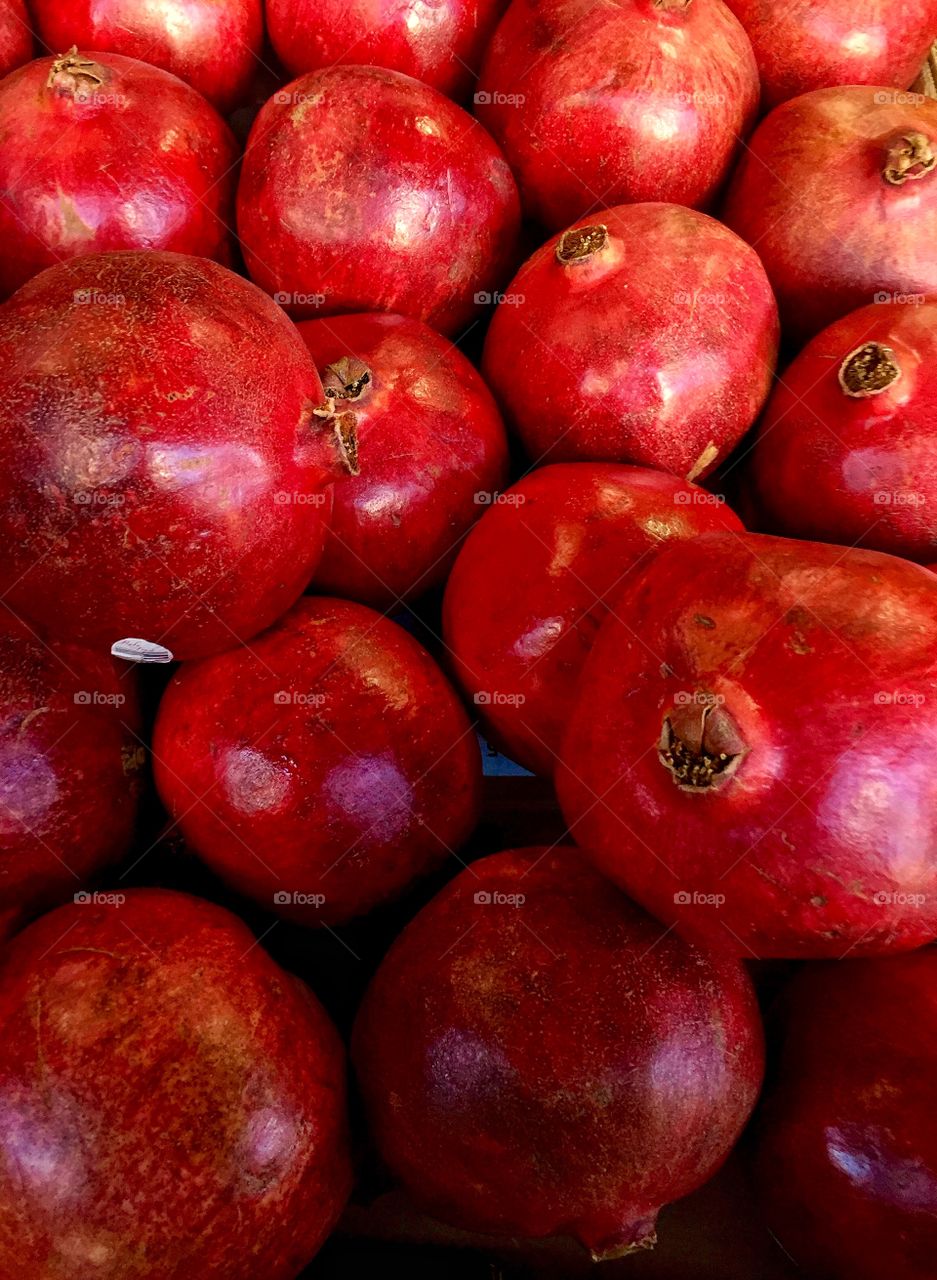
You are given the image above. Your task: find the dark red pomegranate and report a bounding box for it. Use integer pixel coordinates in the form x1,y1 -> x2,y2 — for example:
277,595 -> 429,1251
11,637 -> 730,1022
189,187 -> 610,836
0,251 -> 350,662
755,951 -> 937,1279
237,65 -> 521,336
442,463 -> 744,776
153,596 -> 482,926
482,205 -> 778,477
723,86 -> 937,344
476,0 -> 759,231
725,0 -> 937,110
353,847 -> 764,1256
0,50 -> 238,297
0,0 -> 31,77
297,312 -> 510,608
267,0 -> 507,100
0,889 -> 351,1278
30,0 -> 264,112
750,300 -> 937,561
557,531 -> 937,959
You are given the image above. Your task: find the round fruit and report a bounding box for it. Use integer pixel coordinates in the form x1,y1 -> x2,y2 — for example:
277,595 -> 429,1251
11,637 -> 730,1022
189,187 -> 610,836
297,311 -> 509,608
557,531 -> 937,959
0,0 -> 31,78
723,86 -> 937,344
153,596 -> 482,926
0,889 -> 351,1279
482,204 -> 779,477
443,463 -> 744,775
476,0 -> 759,231
0,251 -> 350,661
353,847 -> 764,1256
237,65 -> 521,335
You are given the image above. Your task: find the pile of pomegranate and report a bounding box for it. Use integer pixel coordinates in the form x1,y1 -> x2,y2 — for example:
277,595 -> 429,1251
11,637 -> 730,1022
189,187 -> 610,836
0,2 -> 936,1277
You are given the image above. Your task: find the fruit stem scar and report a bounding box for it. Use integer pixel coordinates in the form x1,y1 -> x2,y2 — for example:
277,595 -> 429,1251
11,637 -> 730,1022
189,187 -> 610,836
883,132 -> 937,185
658,703 -> 743,791
47,46 -> 105,91
838,342 -> 901,398
556,224 -> 608,264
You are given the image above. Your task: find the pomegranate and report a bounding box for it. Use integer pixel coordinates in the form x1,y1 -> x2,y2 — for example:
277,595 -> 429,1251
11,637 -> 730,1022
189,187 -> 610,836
236,65 -> 521,335
297,312 -> 510,608
749,300 -> 937,561
152,596 -> 482,926
557,531 -> 937,959
0,251 -> 351,662
755,951 -> 937,1280
353,846 -> 764,1255
724,0 -> 937,110
0,50 -> 238,298
476,0 -> 759,231
30,0 -> 264,112
267,0 -> 507,100
0,0 -> 31,78
723,86 -> 937,344
482,204 -> 779,477
442,464 -> 744,776
0,889 -> 351,1278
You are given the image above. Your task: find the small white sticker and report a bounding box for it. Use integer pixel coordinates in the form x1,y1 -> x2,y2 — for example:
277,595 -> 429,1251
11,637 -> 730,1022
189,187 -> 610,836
110,638 -> 174,664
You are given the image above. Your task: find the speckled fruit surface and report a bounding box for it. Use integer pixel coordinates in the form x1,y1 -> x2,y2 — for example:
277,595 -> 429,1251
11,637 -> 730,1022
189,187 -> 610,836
0,0 -> 31,78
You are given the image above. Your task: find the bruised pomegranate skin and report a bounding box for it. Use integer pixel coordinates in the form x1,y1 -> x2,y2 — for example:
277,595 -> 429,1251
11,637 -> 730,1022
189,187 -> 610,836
442,464 -> 744,776
267,0 -> 507,100
352,847 -> 764,1256
30,0 -> 264,112
750,301 -> 937,561
0,0 -> 31,78
298,312 -> 510,608
0,889 -> 352,1279
152,596 -> 482,926
476,0 -> 759,231
557,532 -> 937,959
754,951 -> 937,1280
237,65 -> 521,335
723,86 -> 937,344
724,0 -> 937,110
0,251 -> 346,662
482,205 -> 779,477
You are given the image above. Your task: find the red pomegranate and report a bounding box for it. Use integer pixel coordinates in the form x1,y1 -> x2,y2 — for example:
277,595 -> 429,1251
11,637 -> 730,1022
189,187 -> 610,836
0,889 -> 351,1279
0,50 -> 238,297
0,0 -> 31,78
237,65 -> 521,336
482,205 -> 778,477
0,613 -> 143,917
725,0 -> 937,110
0,251 -> 350,662
442,464 -> 744,776
557,531 -> 937,959
476,0 -> 759,231
750,300 -> 937,561
153,596 -> 482,926
297,312 -> 510,608
267,0 -> 507,100
30,0 -> 264,112
755,951 -> 937,1280
353,847 -> 764,1256
723,86 -> 937,344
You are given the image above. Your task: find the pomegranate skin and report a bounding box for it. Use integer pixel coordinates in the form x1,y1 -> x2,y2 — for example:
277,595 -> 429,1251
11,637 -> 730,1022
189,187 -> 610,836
755,951 -> 937,1280
0,889 -> 352,1279
723,86 -> 937,345
0,251 -> 345,662
0,614 -> 143,917
30,0 -> 264,112
353,847 -> 764,1255
557,531 -> 937,959
298,312 -> 510,607
476,0 -> 759,231
0,51 -> 238,297
152,596 -> 482,926
0,0 -> 31,78
750,301 -> 937,561
482,204 -> 779,477
236,65 -> 521,336
442,464 -> 744,776
725,0 -> 937,110
267,0 -> 507,100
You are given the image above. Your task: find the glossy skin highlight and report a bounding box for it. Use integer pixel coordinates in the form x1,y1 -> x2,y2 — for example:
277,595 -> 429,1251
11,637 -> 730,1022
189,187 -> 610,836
153,596 -> 482,926
0,889 -> 352,1279
0,0 -> 31,78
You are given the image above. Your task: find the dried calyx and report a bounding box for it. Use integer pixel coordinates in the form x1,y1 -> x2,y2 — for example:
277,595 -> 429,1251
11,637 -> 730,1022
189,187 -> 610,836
47,46 -> 105,93
312,356 -> 369,476
556,224 -> 608,265
658,703 -> 745,791
838,342 -> 901,398
883,132 -> 936,186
